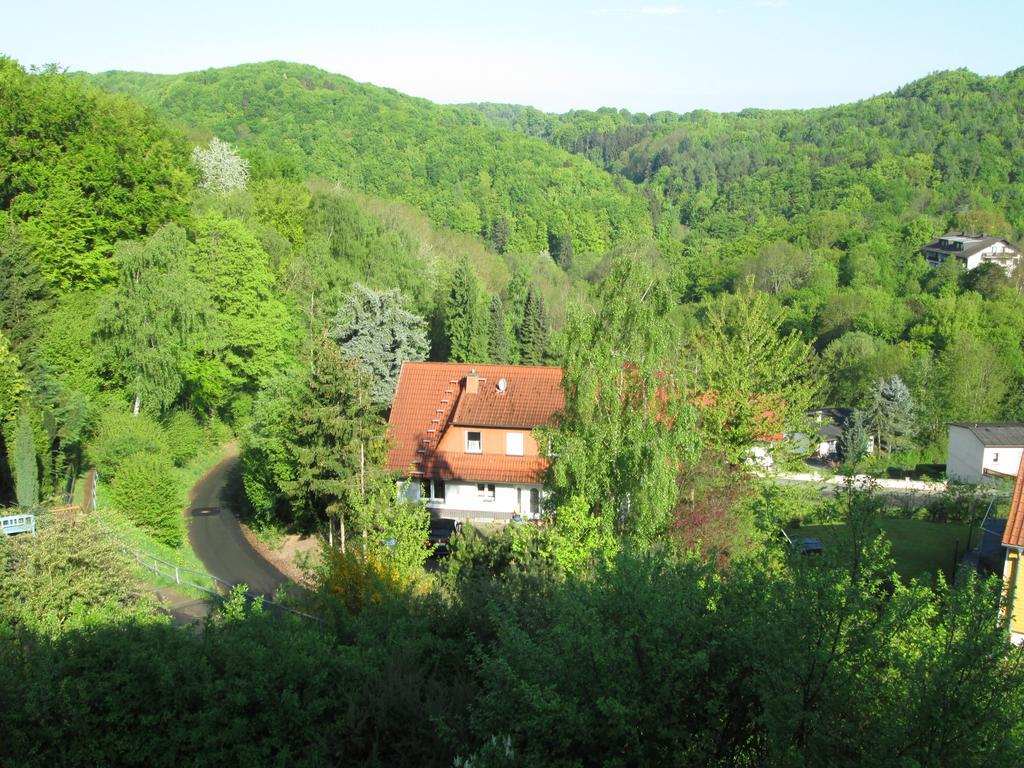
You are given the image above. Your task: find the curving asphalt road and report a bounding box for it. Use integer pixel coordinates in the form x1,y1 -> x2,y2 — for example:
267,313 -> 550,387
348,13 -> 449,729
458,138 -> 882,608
188,451 -> 289,597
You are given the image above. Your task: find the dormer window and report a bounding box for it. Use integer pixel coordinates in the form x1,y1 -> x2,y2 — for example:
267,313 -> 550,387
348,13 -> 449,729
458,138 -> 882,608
466,430 -> 482,453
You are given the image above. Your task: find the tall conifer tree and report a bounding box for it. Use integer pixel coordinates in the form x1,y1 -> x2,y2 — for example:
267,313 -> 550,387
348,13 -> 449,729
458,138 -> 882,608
13,406 -> 38,510
518,286 -> 550,365
285,336 -> 388,550
487,295 -> 509,364
329,283 -> 428,406
503,267 -> 530,364
444,256 -> 484,362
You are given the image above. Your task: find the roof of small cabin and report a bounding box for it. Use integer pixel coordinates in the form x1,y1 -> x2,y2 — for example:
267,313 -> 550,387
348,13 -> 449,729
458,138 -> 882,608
949,423 -> 1024,447
921,233 -> 1018,258
1002,454 -> 1024,548
808,407 -> 852,440
386,362 -> 564,482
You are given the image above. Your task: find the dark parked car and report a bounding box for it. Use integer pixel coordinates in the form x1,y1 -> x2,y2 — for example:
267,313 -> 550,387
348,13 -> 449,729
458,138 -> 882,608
781,528 -> 824,555
427,518 -> 462,555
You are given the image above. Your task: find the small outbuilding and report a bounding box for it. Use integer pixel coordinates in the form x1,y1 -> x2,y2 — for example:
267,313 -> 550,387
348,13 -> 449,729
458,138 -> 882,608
946,423 -> 1024,485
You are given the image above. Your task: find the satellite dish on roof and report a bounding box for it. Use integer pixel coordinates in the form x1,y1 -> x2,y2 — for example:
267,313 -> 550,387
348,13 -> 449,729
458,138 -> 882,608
497,378 -> 507,392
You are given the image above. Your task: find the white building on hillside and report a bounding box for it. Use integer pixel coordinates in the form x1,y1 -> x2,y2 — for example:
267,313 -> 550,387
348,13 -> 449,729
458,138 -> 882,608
921,233 -> 1021,275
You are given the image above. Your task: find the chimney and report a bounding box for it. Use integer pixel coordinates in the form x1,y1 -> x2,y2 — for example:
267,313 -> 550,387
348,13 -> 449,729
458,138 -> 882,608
465,369 -> 479,395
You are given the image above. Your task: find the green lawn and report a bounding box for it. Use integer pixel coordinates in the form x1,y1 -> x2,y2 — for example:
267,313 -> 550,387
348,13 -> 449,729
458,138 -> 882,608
793,518 -> 974,582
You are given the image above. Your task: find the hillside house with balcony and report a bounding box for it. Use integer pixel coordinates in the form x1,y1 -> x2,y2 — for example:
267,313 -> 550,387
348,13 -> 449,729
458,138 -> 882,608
386,362 -> 564,523
920,232 -> 1021,275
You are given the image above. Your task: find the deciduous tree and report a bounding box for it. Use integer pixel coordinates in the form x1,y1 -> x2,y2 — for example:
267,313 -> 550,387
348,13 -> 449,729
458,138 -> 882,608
546,259 -> 700,546
192,137 -> 250,193
694,279 -> 819,462
95,225 -> 206,415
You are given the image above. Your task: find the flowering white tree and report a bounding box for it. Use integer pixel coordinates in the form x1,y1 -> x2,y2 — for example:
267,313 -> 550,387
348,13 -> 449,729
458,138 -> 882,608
192,137 -> 250,193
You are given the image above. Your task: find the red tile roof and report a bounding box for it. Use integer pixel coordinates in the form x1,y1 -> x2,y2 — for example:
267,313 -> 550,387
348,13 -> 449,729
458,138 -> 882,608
451,368 -> 564,427
386,362 -> 564,483
420,452 -> 550,484
1003,453 -> 1024,548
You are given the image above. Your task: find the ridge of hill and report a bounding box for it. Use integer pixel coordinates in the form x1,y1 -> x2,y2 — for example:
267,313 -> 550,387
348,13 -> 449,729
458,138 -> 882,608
467,67 -> 1024,247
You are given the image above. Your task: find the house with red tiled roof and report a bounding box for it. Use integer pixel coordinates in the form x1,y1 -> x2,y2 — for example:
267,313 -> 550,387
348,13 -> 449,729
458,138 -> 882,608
386,362 -> 564,522
1000,454 -> 1024,644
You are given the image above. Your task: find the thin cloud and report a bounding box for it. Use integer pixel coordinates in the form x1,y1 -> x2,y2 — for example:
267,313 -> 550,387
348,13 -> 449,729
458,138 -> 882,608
755,0 -> 788,7
584,5 -> 686,16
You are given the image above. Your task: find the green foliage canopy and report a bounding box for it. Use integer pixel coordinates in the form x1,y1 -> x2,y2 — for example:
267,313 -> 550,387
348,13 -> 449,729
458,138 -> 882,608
0,58 -> 193,289
547,259 -> 700,546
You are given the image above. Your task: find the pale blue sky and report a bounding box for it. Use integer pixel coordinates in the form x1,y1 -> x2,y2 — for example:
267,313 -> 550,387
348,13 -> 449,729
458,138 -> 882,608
4,1 -> 1023,113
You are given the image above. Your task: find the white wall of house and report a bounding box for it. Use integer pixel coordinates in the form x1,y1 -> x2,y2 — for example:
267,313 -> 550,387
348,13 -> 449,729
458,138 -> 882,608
947,426 -> 1023,484
947,427 -> 987,484
397,479 -> 544,522
982,446 -> 1023,480
976,243 -> 1020,275
816,439 -> 837,458
925,243 -> 1020,275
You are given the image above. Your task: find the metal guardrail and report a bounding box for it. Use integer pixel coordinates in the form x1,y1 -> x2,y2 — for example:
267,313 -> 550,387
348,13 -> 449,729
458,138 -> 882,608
118,541 -> 231,598
36,487 -> 324,626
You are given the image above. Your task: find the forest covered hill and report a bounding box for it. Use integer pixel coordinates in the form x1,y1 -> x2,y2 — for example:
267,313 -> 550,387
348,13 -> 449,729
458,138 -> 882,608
85,62 -> 654,257
469,66 -> 1024,241
83,62 -> 1024,453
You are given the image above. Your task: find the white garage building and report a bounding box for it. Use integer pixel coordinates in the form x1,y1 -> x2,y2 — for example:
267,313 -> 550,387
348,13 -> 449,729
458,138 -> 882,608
946,423 -> 1024,485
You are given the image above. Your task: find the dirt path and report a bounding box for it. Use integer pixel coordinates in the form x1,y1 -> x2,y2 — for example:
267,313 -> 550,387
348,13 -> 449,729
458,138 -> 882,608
238,524 -> 320,586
